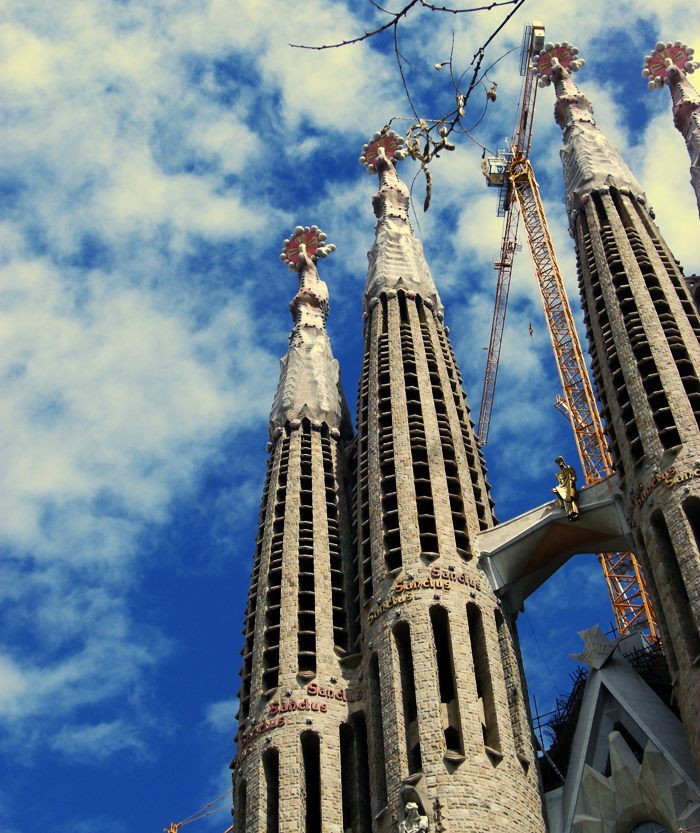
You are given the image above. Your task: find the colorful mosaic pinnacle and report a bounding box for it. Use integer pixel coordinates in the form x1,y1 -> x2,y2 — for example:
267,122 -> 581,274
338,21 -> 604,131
643,41 -> 699,89
279,225 -> 336,272
358,128 -> 407,174
531,40 -> 584,87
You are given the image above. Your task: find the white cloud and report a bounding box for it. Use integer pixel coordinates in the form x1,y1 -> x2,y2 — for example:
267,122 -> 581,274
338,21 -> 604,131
203,698 -> 239,735
50,720 -> 147,763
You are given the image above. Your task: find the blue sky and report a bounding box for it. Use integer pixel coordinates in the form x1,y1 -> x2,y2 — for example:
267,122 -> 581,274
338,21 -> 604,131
1,1 -> 698,831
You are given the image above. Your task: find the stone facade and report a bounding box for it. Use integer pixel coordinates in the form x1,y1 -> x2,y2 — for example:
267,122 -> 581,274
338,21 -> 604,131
231,144 -> 549,831
548,59 -> 700,777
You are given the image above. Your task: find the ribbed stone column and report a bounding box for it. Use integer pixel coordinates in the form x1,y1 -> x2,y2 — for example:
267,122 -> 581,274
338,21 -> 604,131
536,42 -> 700,776
355,131 -> 546,833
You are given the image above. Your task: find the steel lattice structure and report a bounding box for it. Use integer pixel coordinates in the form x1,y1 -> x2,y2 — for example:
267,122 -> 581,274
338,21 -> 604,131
477,23 -> 659,640
513,161 -> 610,484
476,208 -> 519,446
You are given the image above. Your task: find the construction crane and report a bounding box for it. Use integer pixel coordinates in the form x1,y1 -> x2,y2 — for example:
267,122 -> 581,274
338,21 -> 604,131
164,790 -> 233,833
477,23 -> 659,640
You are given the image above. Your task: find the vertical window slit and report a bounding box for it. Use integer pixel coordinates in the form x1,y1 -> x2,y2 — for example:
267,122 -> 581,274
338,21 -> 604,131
393,620 -> 421,773
322,436 -> 349,652
636,528 -> 678,674
300,731 -> 321,833
263,748 -> 279,833
239,457 -> 273,718
298,427 -> 316,677
576,215 -> 623,474
398,294 -> 437,559
421,319 -> 474,554
430,605 -> 464,755
495,610 -> 527,762
356,334 -> 372,608
378,294 -> 400,570
651,510 -> 700,663
615,192 -> 700,431
368,654 -> 388,811
350,714 -> 373,831
262,437 -> 289,695
632,198 -> 700,341
467,602 -> 500,751
435,322 -> 495,526
592,193 -> 679,454
235,780 -> 247,833
340,723 -> 358,833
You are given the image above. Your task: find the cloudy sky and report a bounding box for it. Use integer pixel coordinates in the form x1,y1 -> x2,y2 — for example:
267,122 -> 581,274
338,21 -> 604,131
1,0 -> 698,830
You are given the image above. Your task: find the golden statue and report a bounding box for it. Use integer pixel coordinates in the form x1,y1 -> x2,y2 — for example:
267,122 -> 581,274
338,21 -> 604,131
553,456 -> 580,521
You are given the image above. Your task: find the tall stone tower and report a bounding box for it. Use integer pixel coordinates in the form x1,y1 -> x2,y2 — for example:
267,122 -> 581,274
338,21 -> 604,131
232,226 -> 361,833
642,40 -> 700,219
351,132 -> 546,832
231,134 -> 550,830
534,42 -> 700,774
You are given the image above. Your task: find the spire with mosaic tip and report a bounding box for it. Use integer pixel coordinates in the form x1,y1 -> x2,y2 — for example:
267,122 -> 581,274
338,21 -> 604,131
532,40 -> 646,224
642,40 -> 700,218
268,225 -> 352,442
360,128 -> 443,315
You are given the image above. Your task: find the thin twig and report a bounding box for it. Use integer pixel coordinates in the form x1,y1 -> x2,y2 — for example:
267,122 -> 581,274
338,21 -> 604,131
290,0 -> 420,49
465,131 -> 495,154
397,49 -> 424,72
395,25 -> 420,118
421,0 -> 516,10
289,0 -> 530,211
367,0 -> 397,14
289,0 -> 519,49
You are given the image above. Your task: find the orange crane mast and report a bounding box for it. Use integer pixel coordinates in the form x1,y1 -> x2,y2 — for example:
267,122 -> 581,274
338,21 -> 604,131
478,23 -> 659,640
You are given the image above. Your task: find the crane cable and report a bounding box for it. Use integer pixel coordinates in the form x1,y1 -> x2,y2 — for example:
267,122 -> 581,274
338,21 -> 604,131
164,790 -> 233,833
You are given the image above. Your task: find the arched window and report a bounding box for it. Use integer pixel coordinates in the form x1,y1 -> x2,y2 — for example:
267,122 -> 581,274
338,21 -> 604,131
262,748 -> 279,833
467,602 -> 500,751
393,620 -> 421,773
300,731 -> 321,833
651,509 -> 700,661
368,653 -> 388,811
429,605 -> 464,755
629,822 -> 670,833
683,495 -> 700,555
235,780 -> 247,833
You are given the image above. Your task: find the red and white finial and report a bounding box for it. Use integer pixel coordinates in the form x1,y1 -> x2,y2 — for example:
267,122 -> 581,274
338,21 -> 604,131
643,41 -> 699,89
279,225 -> 336,273
359,129 -> 407,175
530,40 -> 585,87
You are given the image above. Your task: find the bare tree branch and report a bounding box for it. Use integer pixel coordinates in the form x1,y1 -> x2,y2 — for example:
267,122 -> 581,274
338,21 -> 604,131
289,0 -> 519,50
394,25 -> 420,119
367,0 -> 397,14
290,0 -> 420,50
290,0 -> 529,210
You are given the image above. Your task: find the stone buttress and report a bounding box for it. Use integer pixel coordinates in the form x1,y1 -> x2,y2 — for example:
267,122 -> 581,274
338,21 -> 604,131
352,132 -> 547,832
536,42 -> 700,777
231,228 -> 367,833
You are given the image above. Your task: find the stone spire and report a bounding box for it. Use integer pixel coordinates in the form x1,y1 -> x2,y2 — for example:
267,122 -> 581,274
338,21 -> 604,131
531,42 -> 646,227
269,226 -> 352,441
359,129 -> 444,315
642,40 -> 700,219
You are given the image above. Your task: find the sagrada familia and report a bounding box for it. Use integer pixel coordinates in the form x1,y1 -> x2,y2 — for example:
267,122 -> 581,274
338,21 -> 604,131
228,37 -> 700,833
